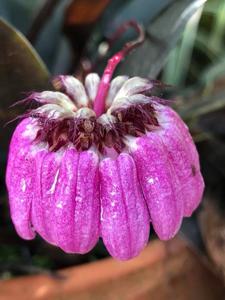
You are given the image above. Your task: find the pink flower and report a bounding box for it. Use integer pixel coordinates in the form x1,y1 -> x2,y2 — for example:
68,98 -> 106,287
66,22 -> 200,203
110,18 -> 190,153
6,23 -> 204,260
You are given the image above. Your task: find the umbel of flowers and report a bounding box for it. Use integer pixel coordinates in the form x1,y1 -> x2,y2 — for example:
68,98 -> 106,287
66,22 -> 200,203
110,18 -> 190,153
6,22 -> 204,260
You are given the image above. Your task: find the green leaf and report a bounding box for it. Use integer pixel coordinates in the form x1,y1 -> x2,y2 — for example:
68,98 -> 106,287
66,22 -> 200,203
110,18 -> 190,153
163,5 -> 203,86
201,54 -> 225,84
179,90 -> 225,120
0,18 -> 50,158
117,0 -> 206,78
0,0 -> 42,34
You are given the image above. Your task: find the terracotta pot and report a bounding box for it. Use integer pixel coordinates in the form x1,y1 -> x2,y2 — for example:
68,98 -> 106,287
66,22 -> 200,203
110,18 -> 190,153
0,237 -> 224,300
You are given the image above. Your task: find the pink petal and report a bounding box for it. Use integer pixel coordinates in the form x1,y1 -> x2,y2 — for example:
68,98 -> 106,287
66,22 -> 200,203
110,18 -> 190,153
6,118 -> 37,239
157,105 -> 204,216
31,149 -> 61,245
129,133 -> 183,240
100,153 -> 150,260
53,149 -> 100,253
32,148 -> 100,253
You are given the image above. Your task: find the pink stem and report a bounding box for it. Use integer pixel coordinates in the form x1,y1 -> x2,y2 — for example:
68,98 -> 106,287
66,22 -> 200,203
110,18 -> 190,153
93,21 -> 145,117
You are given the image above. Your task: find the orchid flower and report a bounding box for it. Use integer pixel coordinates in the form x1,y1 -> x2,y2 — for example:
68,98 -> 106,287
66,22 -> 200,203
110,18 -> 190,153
6,22 -> 204,260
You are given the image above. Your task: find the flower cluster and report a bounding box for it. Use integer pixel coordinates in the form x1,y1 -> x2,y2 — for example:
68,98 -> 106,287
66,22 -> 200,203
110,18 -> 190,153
6,73 -> 204,260
6,22 -> 204,260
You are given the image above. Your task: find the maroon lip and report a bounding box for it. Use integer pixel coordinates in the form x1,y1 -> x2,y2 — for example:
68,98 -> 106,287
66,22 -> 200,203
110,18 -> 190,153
32,100 -> 159,153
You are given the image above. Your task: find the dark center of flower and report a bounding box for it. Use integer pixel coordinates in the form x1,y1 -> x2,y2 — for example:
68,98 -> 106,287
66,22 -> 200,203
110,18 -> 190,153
33,101 -> 159,153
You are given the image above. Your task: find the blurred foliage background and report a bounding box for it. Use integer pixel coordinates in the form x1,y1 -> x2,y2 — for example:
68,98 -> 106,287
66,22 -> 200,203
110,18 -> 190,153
0,0 -> 225,282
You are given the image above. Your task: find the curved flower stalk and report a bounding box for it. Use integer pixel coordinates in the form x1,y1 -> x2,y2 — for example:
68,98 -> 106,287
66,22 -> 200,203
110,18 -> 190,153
6,22 -> 204,260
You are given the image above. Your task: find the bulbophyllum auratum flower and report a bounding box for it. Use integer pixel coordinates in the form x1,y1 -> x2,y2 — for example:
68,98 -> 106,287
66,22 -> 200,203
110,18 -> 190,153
6,21 -> 204,260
